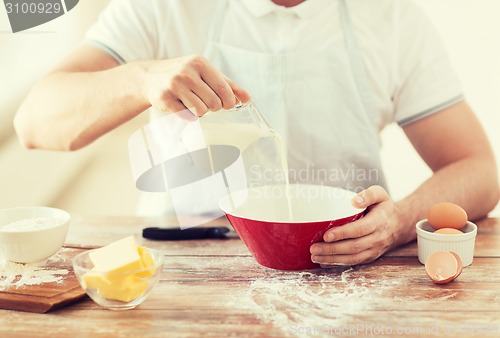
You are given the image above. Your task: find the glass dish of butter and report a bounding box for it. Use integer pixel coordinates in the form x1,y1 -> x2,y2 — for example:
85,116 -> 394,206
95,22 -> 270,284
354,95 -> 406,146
72,236 -> 164,310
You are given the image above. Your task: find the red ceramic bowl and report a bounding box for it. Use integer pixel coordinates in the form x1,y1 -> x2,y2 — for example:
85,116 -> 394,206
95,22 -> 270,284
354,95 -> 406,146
219,184 -> 365,270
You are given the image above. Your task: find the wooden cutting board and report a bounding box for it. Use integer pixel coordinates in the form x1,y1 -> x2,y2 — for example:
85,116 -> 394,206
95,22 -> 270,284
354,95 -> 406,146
0,247 -> 88,313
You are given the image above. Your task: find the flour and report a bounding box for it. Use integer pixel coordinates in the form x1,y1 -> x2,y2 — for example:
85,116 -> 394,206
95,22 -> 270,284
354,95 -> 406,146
0,250 -> 70,291
1,217 -> 64,232
239,266 -> 457,335
246,268 -> 374,331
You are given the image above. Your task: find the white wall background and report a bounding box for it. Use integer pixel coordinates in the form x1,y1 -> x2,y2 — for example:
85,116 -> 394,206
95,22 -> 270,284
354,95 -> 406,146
0,0 -> 499,216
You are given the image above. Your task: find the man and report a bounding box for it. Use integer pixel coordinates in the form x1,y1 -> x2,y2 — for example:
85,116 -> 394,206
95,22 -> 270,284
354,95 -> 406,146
14,0 -> 499,266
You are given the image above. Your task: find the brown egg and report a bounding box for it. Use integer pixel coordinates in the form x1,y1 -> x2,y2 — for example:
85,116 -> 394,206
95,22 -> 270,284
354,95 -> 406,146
425,251 -> 461,284
434,228 -> 463,235
428,203 -> 468,230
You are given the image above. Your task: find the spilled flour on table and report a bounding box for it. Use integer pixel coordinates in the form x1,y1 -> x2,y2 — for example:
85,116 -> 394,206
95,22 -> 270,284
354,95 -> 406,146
238,266 -> 460,335
247,269 -> 369,328
241,267 -> 410,334
0,249 -> 70,290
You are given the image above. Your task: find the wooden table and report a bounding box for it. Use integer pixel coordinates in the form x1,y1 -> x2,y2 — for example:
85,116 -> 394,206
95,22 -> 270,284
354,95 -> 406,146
1,216 -> 499,338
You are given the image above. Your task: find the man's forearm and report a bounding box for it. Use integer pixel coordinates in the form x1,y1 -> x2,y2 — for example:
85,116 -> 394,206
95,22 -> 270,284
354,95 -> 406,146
395,155 -> 499,244
14,61 -> 149,151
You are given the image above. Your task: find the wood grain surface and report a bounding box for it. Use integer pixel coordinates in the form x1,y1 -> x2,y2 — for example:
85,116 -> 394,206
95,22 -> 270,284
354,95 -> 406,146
0,248 -> 87,313
1,217 -> 499,337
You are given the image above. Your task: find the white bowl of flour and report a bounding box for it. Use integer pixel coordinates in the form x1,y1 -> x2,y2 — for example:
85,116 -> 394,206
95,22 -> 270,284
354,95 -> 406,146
0,207 -> 70,263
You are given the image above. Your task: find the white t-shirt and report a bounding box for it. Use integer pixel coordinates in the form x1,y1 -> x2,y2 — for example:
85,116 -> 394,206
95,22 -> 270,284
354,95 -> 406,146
85,0 -> 463,217
85,0 -> 463,130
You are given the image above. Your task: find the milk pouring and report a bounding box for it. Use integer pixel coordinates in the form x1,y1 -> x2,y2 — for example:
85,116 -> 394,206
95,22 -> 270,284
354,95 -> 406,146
200,102 -> 292,221
128,101 -> 291,227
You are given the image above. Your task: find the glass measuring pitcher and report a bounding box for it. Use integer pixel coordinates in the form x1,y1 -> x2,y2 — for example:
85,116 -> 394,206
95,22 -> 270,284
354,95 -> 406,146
128,101 -> 287,228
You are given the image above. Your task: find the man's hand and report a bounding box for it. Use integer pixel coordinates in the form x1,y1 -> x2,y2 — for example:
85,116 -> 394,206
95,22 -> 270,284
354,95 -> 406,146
141,55 -> 251,117
310,186 -> 410,266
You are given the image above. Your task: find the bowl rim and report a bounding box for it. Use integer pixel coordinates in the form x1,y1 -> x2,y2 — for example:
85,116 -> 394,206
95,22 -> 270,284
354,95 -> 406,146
416,219 -> 477,242
72,247 -> 165,275
219,184 -> 366,224
0,206 -> 70,234
223,210 -> 365,225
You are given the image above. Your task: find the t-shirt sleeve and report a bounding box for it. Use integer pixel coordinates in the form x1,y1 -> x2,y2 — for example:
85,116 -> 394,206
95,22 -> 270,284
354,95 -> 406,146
84,0 -> 158,64
393,1 -> 463,126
